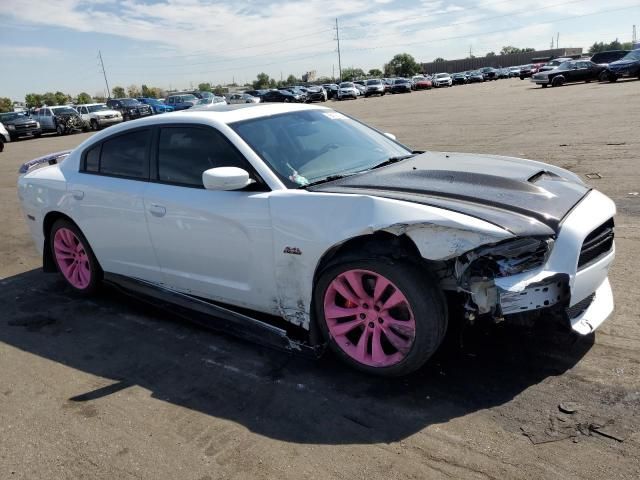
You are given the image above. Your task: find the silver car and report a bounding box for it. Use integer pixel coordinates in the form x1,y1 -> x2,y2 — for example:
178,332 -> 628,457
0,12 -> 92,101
227,93 -> 261,105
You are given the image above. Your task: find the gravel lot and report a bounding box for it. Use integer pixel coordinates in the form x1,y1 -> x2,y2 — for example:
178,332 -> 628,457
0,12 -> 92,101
1,78 -> 639,480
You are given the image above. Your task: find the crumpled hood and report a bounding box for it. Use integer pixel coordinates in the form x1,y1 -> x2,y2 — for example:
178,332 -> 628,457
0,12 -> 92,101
308,151 -> 591,236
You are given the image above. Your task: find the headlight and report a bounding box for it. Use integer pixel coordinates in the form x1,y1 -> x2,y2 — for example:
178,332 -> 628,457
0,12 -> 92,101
35,122 -> 40,128
481,237 -> 554,277
7,124 -> 15,130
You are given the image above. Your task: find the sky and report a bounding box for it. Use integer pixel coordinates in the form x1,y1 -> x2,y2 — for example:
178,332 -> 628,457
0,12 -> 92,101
0,0 -> 638,100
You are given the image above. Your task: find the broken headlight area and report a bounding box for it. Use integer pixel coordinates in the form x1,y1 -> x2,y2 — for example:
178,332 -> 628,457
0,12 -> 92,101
451,237 -> 568,319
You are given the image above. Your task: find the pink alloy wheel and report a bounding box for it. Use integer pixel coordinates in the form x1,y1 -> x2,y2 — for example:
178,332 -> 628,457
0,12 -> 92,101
53,228 -> 91,289
323,269 -> 416,367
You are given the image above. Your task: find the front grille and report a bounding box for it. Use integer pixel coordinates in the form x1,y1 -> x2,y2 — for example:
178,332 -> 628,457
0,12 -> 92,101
578,218 -> 614,269
16,123 -> 36,130
566,293 -> 595,319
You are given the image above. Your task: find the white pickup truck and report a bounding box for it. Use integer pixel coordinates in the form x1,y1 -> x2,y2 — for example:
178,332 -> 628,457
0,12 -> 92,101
75,103 -> 123,130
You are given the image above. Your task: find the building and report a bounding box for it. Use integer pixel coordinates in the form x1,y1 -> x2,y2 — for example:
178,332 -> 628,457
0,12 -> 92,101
421,48 -> 583,74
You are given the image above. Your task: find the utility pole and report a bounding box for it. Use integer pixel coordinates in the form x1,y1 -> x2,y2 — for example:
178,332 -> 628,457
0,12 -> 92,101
335,18 -> 342,81
633,25 -> 637,44
98,50 -> 111,98
556,32 -> 560,50
551,37 -> 554,49
469,45 -> 472,58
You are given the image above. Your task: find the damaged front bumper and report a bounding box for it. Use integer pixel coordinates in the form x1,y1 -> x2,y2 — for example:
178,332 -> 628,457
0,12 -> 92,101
470,190 -> 616,334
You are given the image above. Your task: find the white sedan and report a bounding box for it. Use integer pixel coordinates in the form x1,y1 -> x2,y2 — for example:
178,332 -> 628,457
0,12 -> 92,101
17,104 -> 616,376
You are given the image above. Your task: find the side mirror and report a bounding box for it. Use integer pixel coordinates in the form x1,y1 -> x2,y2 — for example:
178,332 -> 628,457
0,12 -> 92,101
384,132 -> 397,141
202,167 -> 252,191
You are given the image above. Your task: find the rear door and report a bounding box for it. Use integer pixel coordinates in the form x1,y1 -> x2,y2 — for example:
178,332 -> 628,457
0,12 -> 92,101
66,128 -> 161,281
143,124 -> 276,310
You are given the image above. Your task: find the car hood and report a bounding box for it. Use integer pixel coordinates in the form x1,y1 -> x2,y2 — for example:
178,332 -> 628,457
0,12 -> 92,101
1,117 -> 36,126
308,151 -> 591,236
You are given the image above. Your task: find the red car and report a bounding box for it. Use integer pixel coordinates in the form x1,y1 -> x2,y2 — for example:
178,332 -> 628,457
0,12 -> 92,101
415,78 -> 433,90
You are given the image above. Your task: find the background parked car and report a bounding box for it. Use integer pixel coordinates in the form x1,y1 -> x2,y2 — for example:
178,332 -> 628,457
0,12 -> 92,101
480,67 -> 498,81
353,83 -> 366,96
391,78 -> 412,93
321,84 -> 339,99
244,89 -> 268,99
497,68 -> 510,79
0,121 -> 10,151
137,97 -> 175,114
0,111 -> 41,140
364,78 -> 386,96
261,89 -> 299,103
605,48 -> 640,82
304,85 -> 328,102
531,60 -> 605,87
280,86 -> 308,102
452,72 -> 468,85
538,57 -> 572,72
508,66 -> 521,77
32,106 -> 83,135
106,98 -> 153,121
414,77 -> 433,90
337,82 -> 359,100
76,103 -> 123,130
227,93 -> 261,104
467,70 -> 485,83
165,94 -> 198,111
432,73 -> 452,87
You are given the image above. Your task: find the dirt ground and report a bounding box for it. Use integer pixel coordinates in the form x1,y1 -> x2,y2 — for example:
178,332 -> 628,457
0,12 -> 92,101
1,78 -> 639,480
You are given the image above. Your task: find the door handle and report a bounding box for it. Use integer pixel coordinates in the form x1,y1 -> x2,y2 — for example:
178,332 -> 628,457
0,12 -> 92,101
149,204 -> 166,217
72,190 -> 84,200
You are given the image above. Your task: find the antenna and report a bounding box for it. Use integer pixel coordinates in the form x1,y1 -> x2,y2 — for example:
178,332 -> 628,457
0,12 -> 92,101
335,18 -> 342,81
98,50 -> 111,99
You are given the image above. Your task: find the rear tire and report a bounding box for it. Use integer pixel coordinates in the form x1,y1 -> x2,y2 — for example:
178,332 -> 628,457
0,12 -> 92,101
314,257 -> 446,376
50,219 -> 102,295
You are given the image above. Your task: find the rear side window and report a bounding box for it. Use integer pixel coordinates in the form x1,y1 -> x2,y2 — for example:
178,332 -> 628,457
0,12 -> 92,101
157,126 -> 248,187
83,129 -> 150,179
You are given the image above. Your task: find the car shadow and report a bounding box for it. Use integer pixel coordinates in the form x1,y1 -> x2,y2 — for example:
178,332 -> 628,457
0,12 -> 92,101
1,269 -> 594,445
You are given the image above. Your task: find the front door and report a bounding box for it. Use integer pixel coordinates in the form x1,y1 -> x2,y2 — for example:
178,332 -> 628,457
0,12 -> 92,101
143,124 -> 276,311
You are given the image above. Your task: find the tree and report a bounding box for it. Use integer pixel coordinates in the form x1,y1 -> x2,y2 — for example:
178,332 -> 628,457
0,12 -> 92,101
0,98 -> 12,113
486,51 -> 496,57
367,68 -> 383,78
500,46 -> 536,55
198,83 -> 212,92
433,57 -> 446,62
384,53 -> 421,77
76,92 -> 92,104
112,86 -> 125,98
588,39 -> 633,54
253,72 -> 271,89
54,91 -> 70,105
93,93 -> 107,103
286,74 -> 298,85
340,67 -> 365,81
25,93 -> 43,108
42,92 -> 58,106
127,85 -> 141,98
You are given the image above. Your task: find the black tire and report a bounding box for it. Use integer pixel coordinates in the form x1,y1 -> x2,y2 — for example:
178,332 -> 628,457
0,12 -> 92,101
0,140 -> 4,152
551,76 -> 565,87
49,219 -> 102,295
34,132 -> 41,138
541,84 -> 548,88
90,119 -> 99,131
608,75 -> 618,83
314,257 -> 446,376
56,122 -> 65,136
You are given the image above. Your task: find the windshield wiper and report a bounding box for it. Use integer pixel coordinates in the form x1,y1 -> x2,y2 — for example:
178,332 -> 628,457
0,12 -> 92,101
368,153 -> 418,170
300,174 -> 352,188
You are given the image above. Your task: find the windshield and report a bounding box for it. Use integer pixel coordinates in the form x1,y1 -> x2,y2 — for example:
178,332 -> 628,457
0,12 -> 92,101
339,82 -> 354,88
121,99 -> 140,106
180,94 -> 197,102
142,98 -> 161,105
435,73 -> 448,78
621,49 -> 640,61
199,92 -> 213,99
231,110 -> 411,188
87,104 -> 109,112
51,107 -> 77,115
0,112 -> 28,121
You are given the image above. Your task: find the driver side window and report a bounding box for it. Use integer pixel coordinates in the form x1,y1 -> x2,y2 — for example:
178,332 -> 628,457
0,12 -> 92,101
157,126 -> 251,187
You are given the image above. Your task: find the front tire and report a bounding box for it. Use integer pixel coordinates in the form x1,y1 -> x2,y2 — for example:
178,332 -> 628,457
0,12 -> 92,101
50,219 -> 102,294
91,119 -> 99,131
552,76 -> 565,87
56,122 -> 65,136
315,258 -> 446,376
